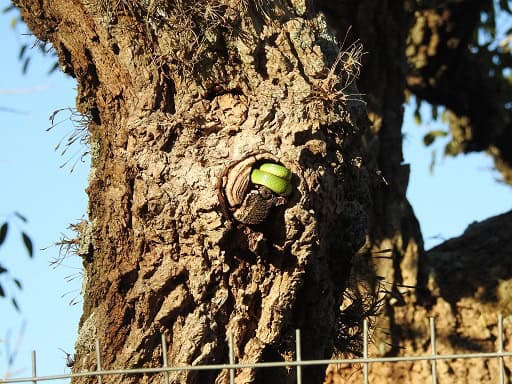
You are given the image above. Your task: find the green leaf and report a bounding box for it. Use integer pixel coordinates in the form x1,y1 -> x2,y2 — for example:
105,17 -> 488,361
22,57 -> 31,75
2,4 -> 16,13
0,223 -> 8,245
414,110 -> 421,125
18,44 -> 27,60
0,284 -> 4,297
499,0 -> 512,14
13,279 -> 22,290
0,264 -> 6,274
429,149 -> 436,175
423,130 -> 448,146
48,62 -> 59,74
14,212 -> 27,222
11,297 -> 20,312
21,232 -> 33,258
9,16 -> 18,29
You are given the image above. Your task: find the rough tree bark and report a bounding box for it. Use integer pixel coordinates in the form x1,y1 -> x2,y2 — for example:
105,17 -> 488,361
318,0 -> 426,360
15,0 -> 511,383
15,1 -> 376,383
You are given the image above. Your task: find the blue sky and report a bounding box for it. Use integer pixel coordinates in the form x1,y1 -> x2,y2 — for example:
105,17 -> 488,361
0,7 -> 510,382
403,103 -> 511,247
0,10 -> 88,381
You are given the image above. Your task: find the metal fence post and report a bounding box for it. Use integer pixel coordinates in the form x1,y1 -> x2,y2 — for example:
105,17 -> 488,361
161,334 -> 170,384
95,339 -> 103,384
295,329 -> 302,384
31,351 -> 37,384
498,314 -> 505,384
229,333 -> 235,384
2,320 -> 512,384
430,317 -> 437,384
363,319 -> 369,384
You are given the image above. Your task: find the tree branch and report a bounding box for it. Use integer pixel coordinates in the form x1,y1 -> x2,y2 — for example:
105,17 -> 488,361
423,210 -> 512,308
406,0 -> 512,184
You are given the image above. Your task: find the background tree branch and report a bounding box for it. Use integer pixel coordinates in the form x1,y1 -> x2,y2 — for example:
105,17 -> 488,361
406,0 -> 512,184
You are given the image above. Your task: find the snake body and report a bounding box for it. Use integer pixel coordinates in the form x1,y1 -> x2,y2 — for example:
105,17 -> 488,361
218,157 -> 292,225
251,163 -> 292,196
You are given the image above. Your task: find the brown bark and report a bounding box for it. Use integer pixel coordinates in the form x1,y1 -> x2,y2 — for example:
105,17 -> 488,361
317,0 -> 426,358
15,1 -> 374,383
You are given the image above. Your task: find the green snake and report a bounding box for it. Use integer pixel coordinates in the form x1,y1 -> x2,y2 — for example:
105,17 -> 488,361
250,163 -> 292,196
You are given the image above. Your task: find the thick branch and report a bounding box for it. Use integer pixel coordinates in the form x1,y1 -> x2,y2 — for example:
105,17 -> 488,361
424,210 -> 512,307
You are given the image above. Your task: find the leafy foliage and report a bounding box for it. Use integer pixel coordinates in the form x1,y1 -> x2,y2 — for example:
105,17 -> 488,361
423,130 -> 448,147
0,223 -> 7,245
0,213 -> 33,311
20,232 -> 33,258
408,0 -> 512,184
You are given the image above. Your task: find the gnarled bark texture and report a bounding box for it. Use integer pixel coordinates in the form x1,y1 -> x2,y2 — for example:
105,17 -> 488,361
15,0 -> 511,383
318,0 -> 425,359
16,1 -> 374,383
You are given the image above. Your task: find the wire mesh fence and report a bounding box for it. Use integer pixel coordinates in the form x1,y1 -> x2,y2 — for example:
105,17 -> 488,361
1,314 -> 510,384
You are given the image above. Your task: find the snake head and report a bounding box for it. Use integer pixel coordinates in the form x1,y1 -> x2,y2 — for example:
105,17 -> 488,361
220,155 -> 292,225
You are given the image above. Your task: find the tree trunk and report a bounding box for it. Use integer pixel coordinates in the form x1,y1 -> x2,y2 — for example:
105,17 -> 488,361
18,1 -> 508,383
321,2 -> 512,382
16,1 -> 374,383
318,0 -> 426,360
